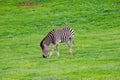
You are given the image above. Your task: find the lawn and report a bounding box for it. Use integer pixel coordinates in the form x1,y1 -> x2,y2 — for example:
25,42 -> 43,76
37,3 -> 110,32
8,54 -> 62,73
0,0 -> 120,80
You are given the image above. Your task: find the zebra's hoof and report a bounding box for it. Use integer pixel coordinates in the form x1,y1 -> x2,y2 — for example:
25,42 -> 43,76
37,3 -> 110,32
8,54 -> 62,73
68,51 -> 72,55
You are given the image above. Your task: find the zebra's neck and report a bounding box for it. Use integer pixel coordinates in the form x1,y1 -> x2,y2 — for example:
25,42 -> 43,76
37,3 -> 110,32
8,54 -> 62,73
43,36 -> 51,46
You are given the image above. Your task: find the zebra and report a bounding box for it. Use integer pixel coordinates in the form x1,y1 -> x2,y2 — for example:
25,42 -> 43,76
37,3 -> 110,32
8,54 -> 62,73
40,27 -> 74,58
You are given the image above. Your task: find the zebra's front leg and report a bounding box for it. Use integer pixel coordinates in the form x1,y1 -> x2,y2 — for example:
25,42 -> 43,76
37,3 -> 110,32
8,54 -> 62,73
56,44 -> 60,57
49,44 -> 54,57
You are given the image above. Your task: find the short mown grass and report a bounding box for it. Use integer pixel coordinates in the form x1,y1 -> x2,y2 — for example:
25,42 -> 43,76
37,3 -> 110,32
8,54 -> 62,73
0,0 -> 120,80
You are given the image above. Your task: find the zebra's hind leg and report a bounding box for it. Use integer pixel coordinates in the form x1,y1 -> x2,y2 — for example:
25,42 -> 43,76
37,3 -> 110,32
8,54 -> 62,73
49,44 -> 54,57
66,38 -> 73,55
68,42 -> 72,55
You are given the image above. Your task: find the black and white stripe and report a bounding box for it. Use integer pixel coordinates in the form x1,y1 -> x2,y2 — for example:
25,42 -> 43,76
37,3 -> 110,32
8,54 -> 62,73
40,27 -> 74,58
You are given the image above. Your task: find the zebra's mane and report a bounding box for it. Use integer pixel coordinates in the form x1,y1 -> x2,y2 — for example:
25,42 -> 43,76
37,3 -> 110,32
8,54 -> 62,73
40,29 -> 55,48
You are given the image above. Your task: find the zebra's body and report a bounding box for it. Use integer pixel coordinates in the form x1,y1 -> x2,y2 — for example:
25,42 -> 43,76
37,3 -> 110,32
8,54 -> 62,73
40,27 -> 74,58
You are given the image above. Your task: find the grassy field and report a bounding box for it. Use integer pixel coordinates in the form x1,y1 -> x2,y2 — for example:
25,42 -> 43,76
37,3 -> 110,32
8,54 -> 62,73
0,0 -> 120,80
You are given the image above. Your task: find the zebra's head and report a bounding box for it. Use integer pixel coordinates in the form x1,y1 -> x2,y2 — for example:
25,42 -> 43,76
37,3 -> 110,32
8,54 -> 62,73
40,40 -> 48,58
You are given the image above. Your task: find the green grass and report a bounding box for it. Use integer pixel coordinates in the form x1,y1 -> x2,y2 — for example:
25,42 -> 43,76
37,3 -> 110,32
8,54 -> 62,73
0,0 -> 120,80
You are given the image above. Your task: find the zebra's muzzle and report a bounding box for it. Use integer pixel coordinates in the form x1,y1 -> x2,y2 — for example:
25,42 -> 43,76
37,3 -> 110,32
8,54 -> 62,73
43,55 -> 47,58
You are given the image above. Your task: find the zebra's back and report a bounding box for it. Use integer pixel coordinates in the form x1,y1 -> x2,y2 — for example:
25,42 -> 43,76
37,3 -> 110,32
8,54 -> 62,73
53,27 -> 74,43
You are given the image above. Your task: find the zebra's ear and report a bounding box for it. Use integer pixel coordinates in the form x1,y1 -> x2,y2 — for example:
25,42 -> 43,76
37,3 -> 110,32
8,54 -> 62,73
52,29 -> 55,31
